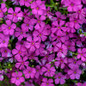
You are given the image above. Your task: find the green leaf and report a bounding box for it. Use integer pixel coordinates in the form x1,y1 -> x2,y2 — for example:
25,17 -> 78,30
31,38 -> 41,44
84,32 -> 86,36
50,0 -> 54,5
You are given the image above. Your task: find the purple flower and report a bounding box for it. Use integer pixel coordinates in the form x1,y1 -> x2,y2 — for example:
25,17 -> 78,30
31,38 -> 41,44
62,0 -> 82,12
23,67 -> 36,79
33,25 -> 50,41
41,78 -> 54,86
31,0 -> 46,15
14,27 -> 27,41
67,66 -> 82,79
12,44 -> 27,57
42,63 -> 55,77
0,33 -> 9,48
24,36 -> 40,52
53,42 -> 67,58
0,3 -> 7,18
77,48 -> 86,61
15,56 -> 29,70
19,0 -> 32,7
7,7 -> 23,22
0,47 -> 11,57
55,72 -> 66,84
11,72 -> 25,86
1,20 -> 16,35
69,13 -> 83,29
55,57 -> 67,69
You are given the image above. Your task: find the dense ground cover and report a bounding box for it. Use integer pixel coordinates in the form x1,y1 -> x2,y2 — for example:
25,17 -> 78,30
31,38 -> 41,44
0,0 -> 86,86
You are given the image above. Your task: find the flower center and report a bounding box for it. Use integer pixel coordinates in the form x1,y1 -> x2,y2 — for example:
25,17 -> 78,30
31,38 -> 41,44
58,76 -> 61,79
48,69 -> 50,72
21,62 -> 24,64
39,34 -> 41,36
71,3 -> 74,6
17,77 -> 19,80
57,36 -> 60,38
19,51 -> 21,54
38,20 -> 40,23
37,69 -> 39,72
58,27 -> 60,29
26,24 -> 29,26
21,32 -> 23,34
37,7 -> 39,10
58,18 -> 60,21
14,13 -> 16,16
68,45 -> 70,48
25,0 -> 27,1
78,10 -> 81,13
74,20 -> 77,23
3,41 -> 5,43
29,71 -> 31,73
60,48 -> 62,51
74,71 -> 76,74
47,83 -> 49,85
74,61 -> 76,64
81,53 -> 83,55
32,42 -> 34,45
61,60 -> 63,62
8,27 -> 11,29
0,10 -> 2,12
4,50 -> 7,53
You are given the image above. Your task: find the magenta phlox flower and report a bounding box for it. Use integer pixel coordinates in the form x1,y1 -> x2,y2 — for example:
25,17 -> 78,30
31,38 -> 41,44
7,7 -> 23,22
1,20 -> 16,35
15,56 -> 29,70
55,72 -> 66,84
41,78 -> 54,86
11,72 -> 25,86
0,3 -> 7,18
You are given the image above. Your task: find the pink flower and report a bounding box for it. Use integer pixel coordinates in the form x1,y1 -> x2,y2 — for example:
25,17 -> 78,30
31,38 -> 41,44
12,44 -> 27,57
23,67 -> 36,79
67,66 -> 82,79
25,80 -> 35,86
55,57 -> 67,69
0,47 -> 11,57
68,58 -> 82,69
7,7 -> 23,22
53,42 -> 67,58
0,3 -> 7,18
35,65 -> 41,79
0,33 -> 9,48
55,11 -> 66,22
19,0 -> 32,7
41,78 -> 54,86
55,72 -> 66,84
33,25 -> 50,41
69,13 -> 83,29
21,18 -> 34,31
65,40 -> 76,52
42,63 -> 55,77
34,15 -> 46,30
31,0 -> 46,15
62,0 -> 82,12
14,27 -> 27,41
15,56 -> 29,70
11,72 -> 25,86
1,20 -> 16,35
77,48 -> 86,61
24,36 -> 40,52
51,20 -> 65,33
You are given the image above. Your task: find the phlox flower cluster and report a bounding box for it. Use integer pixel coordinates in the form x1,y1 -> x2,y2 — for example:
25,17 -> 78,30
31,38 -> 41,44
0,0 -> 86,86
